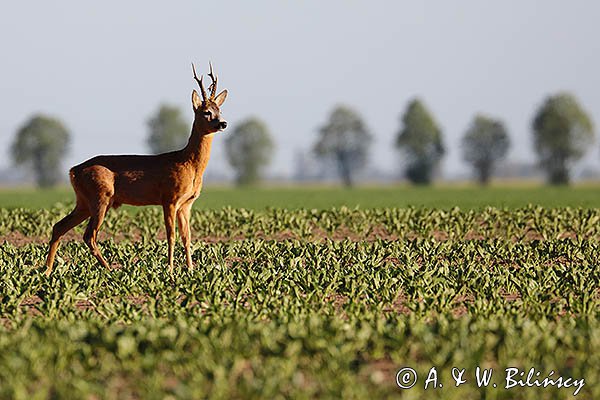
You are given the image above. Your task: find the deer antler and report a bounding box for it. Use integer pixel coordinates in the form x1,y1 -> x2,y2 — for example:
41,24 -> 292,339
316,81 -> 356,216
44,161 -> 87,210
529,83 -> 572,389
191,63 -> 208,102
208,61 -> 218,100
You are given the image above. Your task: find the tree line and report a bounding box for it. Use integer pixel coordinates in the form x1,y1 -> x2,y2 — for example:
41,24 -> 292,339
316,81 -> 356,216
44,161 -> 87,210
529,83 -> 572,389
10,92 -> 595,187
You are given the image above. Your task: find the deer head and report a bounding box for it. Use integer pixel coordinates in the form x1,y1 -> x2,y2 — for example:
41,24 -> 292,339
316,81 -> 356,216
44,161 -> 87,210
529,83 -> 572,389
191,62 -> 228,134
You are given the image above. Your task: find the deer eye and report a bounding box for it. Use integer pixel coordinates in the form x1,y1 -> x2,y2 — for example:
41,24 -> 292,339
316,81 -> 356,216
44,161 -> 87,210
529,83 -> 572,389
203,111 -> 212,119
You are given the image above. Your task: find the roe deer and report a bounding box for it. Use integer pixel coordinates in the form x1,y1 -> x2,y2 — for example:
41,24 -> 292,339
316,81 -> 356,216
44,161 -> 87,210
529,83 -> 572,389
44,62 -> 228,276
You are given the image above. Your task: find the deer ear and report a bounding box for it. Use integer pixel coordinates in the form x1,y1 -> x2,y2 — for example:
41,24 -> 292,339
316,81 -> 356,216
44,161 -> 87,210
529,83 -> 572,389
192,90 -> 202,111
214,89 -> 228,107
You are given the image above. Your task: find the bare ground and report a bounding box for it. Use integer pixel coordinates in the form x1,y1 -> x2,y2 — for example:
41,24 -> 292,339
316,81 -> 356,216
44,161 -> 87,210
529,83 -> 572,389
0,226 -> 590,247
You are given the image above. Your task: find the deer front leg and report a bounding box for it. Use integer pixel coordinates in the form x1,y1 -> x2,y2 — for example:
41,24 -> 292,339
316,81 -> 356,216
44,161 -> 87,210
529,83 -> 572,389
177,201 -> 194,270
163,203 -> 177,274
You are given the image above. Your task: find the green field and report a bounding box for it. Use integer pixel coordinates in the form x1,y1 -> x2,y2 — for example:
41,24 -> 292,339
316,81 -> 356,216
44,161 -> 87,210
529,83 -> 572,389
0,188 -> 599,398
1,183 -> 600,210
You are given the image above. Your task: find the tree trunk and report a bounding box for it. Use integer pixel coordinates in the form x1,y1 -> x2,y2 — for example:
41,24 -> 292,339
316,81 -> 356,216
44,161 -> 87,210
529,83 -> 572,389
549,167 -> 570,185
336,152 -> 353,187
547,155 -> 570,185
477,161 -> 492,186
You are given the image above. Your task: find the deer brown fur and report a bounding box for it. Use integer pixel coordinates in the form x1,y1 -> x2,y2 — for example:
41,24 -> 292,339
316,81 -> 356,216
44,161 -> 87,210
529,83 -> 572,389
44,63 -> 228,276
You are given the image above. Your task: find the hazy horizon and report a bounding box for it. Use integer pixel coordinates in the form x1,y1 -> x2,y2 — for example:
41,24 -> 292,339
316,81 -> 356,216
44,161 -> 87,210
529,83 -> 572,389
1,1 -> 599,182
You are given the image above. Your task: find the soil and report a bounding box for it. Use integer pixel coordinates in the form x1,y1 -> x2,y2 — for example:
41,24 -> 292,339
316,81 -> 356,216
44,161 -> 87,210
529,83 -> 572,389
0,226 -> 590,247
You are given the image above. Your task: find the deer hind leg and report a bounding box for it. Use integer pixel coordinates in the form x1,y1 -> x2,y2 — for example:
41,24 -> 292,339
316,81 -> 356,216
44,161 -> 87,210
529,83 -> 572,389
163,203 -> 177,274
177,201 -> 194,270
45,204 -> 90,276
83,198 -> 111,269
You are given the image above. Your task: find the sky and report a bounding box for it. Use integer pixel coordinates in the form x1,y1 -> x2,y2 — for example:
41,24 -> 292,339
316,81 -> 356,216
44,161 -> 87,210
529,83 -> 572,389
1,1 -> 599,181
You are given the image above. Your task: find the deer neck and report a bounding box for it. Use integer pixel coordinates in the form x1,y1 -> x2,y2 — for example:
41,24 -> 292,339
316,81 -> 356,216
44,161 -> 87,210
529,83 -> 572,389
182,126 -> 214,175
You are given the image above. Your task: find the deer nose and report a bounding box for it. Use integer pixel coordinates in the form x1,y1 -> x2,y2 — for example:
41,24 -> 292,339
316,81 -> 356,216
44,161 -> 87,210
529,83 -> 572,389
219,121 -> 228,129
